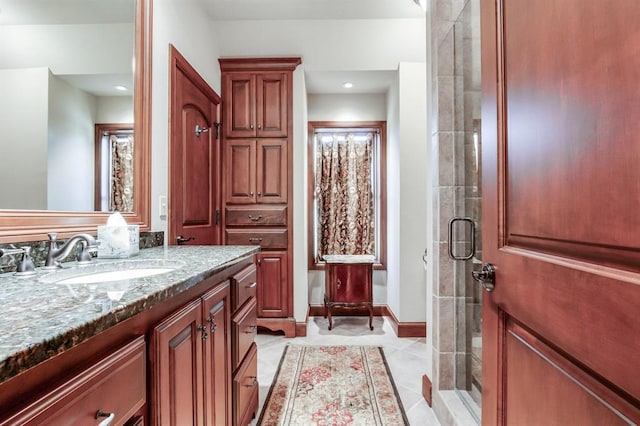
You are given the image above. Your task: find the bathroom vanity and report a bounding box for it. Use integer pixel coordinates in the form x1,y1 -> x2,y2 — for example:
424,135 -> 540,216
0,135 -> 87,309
0,245 -> 259,425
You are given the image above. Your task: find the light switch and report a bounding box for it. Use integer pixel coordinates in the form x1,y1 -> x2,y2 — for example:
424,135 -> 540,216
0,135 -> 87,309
159,195 -> 168,219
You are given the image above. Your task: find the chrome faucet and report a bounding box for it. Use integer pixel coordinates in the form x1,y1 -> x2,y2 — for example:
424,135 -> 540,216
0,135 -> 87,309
44,233 -> 98,268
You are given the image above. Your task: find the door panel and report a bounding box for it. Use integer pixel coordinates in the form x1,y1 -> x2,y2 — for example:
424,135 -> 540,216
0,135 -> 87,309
170,47 -> 221,245
481,0 -> 640,424
152,300 -> 203,426
256,252 -> 288,317
224,73 -> 255,138
256,73 -> 287,137
256,139 -> 287,203
225,140 -> 256,204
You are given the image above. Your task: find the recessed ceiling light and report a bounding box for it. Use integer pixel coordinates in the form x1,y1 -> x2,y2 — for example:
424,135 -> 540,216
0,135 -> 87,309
114,85 -> 128,91
343,82 -> 353,89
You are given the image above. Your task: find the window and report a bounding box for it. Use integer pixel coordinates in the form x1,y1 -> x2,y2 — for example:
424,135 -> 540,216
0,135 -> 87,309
308,121 -> 387,269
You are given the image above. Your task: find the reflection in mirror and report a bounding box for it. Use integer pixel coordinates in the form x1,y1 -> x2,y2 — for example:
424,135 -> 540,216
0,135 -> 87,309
0,0 -> 135,211
94,123 -> 134,212
0,0 -> 151,242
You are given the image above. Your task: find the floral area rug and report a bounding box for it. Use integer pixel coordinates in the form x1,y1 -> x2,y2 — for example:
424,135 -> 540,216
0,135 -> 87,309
258,345 -> 409,426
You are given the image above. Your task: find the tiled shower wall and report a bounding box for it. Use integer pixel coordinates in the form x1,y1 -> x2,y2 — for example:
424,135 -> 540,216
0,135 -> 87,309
430,0 -> 482,415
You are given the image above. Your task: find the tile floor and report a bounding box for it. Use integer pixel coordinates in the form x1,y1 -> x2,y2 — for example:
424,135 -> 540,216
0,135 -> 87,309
250,316 -> 441,425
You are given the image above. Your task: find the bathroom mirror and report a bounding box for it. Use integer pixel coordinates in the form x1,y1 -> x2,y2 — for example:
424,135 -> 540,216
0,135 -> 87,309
0,0 -> 151,242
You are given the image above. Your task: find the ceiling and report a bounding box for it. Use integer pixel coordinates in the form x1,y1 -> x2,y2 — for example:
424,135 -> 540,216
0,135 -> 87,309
203,0 -> 426,95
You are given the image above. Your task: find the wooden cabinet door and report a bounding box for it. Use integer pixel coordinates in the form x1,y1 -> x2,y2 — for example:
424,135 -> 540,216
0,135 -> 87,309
256,73 -> 288,138
331,264 -> 372,304
225,139 -> 256,204
481,0 -> 640,423
151,299 -> 204,426
256,139 -> 287,204
202,283 -> 231,426
256,251 -> 288,317
223,73 -> 255,138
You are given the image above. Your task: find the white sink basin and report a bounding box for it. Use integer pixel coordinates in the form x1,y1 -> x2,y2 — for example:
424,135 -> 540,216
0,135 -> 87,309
40,259 -> 185,285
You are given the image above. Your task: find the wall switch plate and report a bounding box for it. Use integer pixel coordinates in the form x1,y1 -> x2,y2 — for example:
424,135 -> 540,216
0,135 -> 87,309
159,195 -> 168,219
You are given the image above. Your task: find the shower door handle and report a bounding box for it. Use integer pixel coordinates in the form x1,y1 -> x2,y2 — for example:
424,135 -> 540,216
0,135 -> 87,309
447,217 -> 476,260
472,263 -> 496,292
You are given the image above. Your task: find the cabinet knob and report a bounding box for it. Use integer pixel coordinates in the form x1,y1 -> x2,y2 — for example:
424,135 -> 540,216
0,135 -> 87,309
257,191 -> 262,196
243,376 -> 258,387
250,124 -> 254,129
336,279 -> 342,289
246,281 -> 257,289
206,317 -> 217,332
197,324 -> 208,340
257,124 -> 262,129
249,191 -> 254,196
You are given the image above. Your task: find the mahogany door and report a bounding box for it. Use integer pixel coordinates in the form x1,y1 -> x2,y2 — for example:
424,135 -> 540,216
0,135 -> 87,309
170,46 -> 221,245
256,251 -> 288,317
202,282 -> 231,426
256,139 -> 287,204
151,299 -> 204,426
481,0 -> 640,424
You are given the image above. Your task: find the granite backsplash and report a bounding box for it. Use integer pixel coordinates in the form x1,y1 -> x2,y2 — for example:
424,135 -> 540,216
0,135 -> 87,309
0,231 -> 164,273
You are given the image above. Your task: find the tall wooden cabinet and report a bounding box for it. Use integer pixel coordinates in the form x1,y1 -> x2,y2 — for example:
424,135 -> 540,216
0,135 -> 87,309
220,57 -> 301,338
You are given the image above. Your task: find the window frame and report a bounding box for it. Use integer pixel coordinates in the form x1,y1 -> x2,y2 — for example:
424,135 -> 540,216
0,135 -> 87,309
307,121 -> 387,270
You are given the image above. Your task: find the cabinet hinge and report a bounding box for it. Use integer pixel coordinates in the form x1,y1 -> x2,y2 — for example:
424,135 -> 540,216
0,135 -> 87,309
213,122 -> 222,139
215,210 -> 221,225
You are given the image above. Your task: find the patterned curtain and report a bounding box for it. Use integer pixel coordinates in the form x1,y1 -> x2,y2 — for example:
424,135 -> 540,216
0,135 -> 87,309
315,133 -> 375,258
110,135 -> 134,212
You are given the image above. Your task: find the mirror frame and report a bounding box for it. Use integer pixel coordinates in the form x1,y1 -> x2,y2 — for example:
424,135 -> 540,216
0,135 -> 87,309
0,0 -> 152,243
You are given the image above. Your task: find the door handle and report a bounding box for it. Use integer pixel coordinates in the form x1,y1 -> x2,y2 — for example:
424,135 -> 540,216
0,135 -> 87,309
448,217 -> 476,260
176,235 -> 195,245
472,263 -> 496,292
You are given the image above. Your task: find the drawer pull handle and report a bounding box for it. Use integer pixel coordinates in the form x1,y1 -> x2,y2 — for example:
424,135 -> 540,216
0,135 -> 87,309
96,411 -> 115,426
248,215 -> 263,221
243,376 -> 258,387
248,237 -> 263,243
246,282 -> 257,289
244,325 -> 258,333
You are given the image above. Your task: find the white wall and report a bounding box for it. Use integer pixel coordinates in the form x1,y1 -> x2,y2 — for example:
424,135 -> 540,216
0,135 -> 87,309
151,0 -> 222,231
386,63 -> 428,323
293,66 -> 309,322
306,92 -> 389,308
398,62 -> 428,322
213,19 -> 425,72
1,23 -> 133,75
0,68 -> 49,210
96,97 -> 134,124
47,72 -> 97,211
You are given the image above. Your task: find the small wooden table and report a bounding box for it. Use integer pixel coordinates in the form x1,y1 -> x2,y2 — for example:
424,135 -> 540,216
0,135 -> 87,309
323,255 -> 375,330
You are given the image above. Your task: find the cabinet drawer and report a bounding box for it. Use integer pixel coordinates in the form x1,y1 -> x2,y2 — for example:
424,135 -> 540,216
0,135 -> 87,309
232,297 -> 258,370
233,343 -> 259,426
226,205 -> 287,226
3,337 -> 146,426
232,264 -> 257,312
226,229 -> 287,249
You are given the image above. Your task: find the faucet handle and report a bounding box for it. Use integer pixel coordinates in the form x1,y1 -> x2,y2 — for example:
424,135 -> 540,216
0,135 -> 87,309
0,246 -> 36,275
48,233 -> 58,242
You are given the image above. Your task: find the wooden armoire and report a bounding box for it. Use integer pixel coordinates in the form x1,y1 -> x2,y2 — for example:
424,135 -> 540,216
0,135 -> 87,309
219,57 -> 301,338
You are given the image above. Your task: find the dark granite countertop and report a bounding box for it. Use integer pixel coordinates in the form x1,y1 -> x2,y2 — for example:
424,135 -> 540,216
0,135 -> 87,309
0,245 -> 258,384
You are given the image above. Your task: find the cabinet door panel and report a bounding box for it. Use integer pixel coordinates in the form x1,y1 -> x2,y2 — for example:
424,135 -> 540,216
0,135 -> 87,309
225,139 -> 256,204
202,283 -> 231,426
224,73 -> 255,138
256,252 -> 288,317
256,73 -> 287,137
151,300 -> 203,426
332,264 -> 372,303
256,139 -> 287,203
